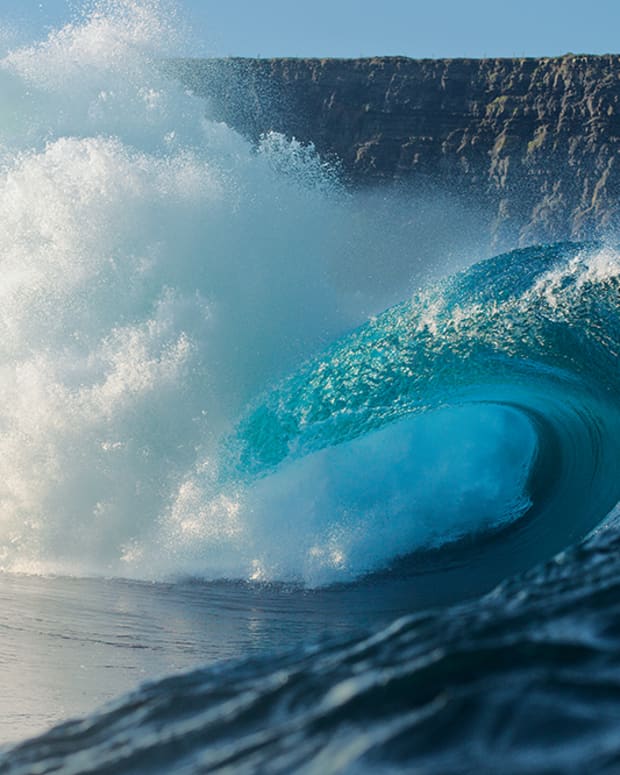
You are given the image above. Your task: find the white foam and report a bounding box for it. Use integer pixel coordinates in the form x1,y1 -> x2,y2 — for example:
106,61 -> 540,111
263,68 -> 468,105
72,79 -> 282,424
154,404 -> 536,586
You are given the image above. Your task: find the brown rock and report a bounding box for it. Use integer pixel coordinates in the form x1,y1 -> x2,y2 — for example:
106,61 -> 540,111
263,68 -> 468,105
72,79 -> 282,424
171,55 -> 620,245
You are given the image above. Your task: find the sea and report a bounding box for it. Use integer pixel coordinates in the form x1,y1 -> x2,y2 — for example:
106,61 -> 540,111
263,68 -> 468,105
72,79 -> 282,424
1,2 -> 620,773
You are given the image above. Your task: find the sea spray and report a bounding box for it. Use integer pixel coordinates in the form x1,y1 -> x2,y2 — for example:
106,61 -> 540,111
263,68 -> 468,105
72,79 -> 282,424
0,2 -> 389,579
0,0 -> 359,577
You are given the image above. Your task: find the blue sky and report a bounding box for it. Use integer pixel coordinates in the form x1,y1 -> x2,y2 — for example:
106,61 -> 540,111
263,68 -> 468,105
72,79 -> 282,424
7,0 -> 620,58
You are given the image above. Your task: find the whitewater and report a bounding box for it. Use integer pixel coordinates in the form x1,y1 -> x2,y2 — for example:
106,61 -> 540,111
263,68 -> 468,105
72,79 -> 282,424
2,2 -> 620,772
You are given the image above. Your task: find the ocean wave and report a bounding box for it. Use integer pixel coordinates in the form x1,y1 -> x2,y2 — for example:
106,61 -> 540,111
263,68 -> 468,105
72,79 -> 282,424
207,241 -> 620,584
0,2 -> 618,589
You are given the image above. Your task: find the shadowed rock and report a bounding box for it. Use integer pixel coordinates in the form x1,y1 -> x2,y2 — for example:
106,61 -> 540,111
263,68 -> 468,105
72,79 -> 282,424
171,55 -> 620,245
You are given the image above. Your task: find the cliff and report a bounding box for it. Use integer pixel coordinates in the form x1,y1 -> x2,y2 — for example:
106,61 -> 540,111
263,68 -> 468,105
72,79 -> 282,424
172,56 -> 620,245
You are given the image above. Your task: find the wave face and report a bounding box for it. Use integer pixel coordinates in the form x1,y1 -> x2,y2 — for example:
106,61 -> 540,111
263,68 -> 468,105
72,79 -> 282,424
224,240 -> 620,585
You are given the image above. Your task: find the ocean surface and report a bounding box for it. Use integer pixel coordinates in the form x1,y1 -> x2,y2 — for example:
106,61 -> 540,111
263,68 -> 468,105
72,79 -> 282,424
1,2 -> 620,772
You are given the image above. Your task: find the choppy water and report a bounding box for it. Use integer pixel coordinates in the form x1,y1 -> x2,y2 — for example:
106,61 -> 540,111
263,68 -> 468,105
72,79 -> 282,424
6,517 -> 620,773
1,1 -> 620,772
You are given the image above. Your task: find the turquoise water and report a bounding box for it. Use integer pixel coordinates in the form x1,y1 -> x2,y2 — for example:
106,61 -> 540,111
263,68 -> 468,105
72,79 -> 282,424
224,241 -> 620,584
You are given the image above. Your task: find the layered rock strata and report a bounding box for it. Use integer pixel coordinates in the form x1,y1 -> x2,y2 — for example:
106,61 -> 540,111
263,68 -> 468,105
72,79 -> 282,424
172,56 -> 620,244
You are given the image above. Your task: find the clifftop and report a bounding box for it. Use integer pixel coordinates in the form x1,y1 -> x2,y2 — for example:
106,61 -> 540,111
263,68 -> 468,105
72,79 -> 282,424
172,55 -> 620,244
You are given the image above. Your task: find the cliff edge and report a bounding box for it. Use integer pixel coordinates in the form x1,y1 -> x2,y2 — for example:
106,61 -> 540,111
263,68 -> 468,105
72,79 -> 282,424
173,55 -> 620,245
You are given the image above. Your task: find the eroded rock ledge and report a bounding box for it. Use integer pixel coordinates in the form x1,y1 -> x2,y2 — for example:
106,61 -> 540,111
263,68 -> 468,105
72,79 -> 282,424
173,55 -> 620,244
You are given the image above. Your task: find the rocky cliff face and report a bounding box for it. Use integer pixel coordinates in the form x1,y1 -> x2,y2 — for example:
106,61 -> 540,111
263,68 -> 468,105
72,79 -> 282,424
173,56 -> 620,245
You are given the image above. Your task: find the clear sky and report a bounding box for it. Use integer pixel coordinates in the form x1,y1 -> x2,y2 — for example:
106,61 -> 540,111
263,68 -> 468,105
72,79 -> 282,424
6,0 -> 620,59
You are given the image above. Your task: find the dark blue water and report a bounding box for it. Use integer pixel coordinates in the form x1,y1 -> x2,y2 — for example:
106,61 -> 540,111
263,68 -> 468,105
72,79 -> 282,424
6,519 -> 620,774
